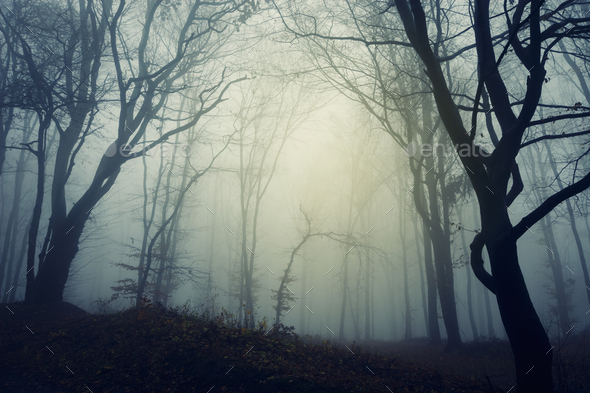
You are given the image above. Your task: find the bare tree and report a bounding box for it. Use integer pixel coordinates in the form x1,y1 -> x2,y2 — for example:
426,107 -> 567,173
276,0 -> 590,390
381,1 -> 590,391
1,0 -> 252,304
233,76 -> 319,327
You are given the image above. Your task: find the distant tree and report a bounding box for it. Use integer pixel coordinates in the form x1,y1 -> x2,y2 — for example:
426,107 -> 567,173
233,77 -> 319,328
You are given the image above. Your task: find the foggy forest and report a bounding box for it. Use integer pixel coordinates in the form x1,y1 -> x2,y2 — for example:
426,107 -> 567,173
1,0 -> 590,392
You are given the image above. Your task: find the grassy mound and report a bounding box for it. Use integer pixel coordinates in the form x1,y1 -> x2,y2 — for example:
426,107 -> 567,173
1,302 -> 491,392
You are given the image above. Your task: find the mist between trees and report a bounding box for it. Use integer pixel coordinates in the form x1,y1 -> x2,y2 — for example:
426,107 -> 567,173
1,1 -> 590,392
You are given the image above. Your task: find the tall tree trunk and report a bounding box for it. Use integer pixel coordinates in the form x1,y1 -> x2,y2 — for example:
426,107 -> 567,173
458,209 -> 478,340
300,260 -> 307,334
472,200 -> 494,337
416,93 -> 441,345
365,252 -> 371,341
483,278 -> 495,337
8,223 -> 30,303
423,218 -> 440,344
412,213 -> 429,337
0,112 -> 30,293
486,233 -> 553,393
25,115 -> 52,303
338,253 -> 349,341
540,214 -> 571,334
34,157 -> 119,303
363,213 -> 372,341
398,191 -> 412,340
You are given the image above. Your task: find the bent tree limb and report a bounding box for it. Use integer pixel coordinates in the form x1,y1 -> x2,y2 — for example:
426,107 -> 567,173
469,233 -> 495,295
512,171 -> 590,241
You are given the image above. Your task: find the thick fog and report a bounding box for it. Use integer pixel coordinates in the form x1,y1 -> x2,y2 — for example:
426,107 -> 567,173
1,1 -> 590,392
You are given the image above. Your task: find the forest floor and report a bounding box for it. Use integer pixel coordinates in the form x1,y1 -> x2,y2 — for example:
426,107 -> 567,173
1,302 -> 589,393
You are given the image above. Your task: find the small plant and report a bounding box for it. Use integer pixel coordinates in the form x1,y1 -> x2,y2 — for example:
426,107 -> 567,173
92,298 -> 114,315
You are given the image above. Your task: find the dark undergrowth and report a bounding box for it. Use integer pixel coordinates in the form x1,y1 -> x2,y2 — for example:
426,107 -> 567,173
1,301 -> 490,392
3,301 -> 588,392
